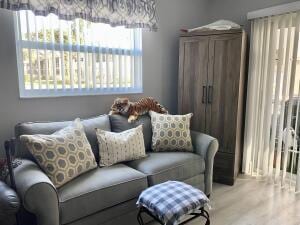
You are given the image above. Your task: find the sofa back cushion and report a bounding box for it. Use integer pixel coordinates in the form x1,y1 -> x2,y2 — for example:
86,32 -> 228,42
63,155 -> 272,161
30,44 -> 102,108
15,115 -> 111,162
149,111 -> 193,152
109,114 -> 152,151
20,119 -> 97,188
96,125 -> 146,167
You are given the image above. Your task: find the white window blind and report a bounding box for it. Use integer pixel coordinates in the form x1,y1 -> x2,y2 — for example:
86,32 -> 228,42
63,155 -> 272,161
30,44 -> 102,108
243,11 -> 300,192
14,11 -> 143,98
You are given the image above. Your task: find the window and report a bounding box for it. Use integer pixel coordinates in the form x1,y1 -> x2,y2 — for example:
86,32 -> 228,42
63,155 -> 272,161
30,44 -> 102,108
14,11 -> 142,98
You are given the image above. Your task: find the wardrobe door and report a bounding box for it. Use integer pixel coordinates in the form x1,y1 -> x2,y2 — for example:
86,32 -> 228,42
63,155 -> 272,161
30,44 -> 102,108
178,37 -> 209,133
206,33 -> 243,154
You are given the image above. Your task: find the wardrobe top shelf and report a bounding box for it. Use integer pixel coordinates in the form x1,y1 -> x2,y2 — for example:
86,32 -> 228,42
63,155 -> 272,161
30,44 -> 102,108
180,28 -> 244,37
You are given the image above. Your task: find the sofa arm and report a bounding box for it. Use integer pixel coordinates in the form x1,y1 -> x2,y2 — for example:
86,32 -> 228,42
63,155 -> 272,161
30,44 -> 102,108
0,181 -> 20,225
0,180 -> 20,215
13,159 -> 59,225
191,131 -> 218,196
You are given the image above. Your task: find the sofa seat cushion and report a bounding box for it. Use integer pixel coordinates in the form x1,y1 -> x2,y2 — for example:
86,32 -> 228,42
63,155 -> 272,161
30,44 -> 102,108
58,164 -> 147,224
126,152 -> 205,186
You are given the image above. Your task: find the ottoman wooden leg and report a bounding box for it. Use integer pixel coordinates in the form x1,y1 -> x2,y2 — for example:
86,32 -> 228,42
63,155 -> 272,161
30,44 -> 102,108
201,208 -> 210,225
137,206 -> 210,225
137,209 -> 145,225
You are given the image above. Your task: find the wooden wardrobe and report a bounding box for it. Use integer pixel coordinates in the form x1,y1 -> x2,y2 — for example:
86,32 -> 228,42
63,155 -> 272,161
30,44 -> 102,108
178,29 -> 247,185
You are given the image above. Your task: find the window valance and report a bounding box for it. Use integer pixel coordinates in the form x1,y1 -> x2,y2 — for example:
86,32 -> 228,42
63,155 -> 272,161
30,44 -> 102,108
0,0 -> 158,30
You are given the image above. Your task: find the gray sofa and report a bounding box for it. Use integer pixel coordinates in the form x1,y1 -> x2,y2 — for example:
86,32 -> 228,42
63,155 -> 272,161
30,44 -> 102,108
11,114 -> 218,225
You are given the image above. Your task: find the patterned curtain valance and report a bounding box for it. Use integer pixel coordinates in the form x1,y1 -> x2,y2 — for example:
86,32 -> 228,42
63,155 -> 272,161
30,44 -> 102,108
0,0 -> 158,30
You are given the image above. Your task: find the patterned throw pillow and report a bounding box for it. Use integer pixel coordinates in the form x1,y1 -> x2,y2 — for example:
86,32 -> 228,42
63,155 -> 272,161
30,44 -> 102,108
20,119 -> 97,188
149,111 -> 193,152
96,125 -> 146,167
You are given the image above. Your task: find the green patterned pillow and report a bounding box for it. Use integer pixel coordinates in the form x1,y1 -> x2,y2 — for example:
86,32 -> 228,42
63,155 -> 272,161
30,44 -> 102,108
149,111 -> 194,152
96,125 -> 146,167
20,119 -> 97,188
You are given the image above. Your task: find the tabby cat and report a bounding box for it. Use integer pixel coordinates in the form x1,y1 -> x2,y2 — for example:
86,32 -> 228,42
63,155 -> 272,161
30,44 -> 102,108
109,97 -> 168,122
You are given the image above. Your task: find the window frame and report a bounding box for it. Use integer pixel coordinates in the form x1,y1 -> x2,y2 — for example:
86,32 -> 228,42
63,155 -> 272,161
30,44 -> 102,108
14,11 -> 143,98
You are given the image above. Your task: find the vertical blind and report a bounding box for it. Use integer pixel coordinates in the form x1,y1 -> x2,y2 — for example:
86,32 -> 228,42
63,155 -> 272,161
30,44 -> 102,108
15,10 -> 143,98
243,11 -> 300,192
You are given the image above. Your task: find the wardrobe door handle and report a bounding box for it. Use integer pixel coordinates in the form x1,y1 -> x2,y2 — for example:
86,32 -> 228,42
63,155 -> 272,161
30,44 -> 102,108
208,85 -> 213,104
202,86 -> 207,104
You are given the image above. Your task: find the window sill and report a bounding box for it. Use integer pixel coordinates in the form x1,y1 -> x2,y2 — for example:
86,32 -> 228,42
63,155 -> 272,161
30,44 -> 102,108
19,87 -> 143,99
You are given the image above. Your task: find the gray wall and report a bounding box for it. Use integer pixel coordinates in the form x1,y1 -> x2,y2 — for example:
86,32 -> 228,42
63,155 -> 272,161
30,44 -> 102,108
0,0 -> 298,157
0,0 -> 209,157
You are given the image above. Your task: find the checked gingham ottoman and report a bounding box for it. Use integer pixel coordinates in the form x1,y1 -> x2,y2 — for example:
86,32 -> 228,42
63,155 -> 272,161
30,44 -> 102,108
136,181 -> 210,225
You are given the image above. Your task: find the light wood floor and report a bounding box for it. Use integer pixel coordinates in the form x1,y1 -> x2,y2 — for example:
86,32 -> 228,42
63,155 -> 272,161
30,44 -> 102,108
152,176 -> 300,225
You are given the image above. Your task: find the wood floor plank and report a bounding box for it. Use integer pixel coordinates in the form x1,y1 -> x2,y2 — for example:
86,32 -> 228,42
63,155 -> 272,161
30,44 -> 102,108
150,176 -> 300,225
